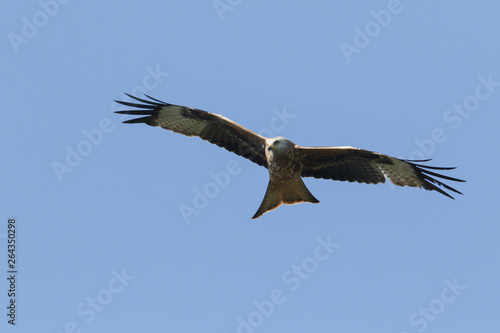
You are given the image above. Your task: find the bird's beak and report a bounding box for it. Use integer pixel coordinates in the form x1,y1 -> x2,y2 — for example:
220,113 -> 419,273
268,143 -> 276,151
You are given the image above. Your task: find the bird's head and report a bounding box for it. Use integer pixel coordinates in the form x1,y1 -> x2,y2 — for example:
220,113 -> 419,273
268,137 -> 294,154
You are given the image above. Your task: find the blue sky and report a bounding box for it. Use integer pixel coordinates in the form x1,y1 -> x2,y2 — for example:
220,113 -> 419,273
1,1 -> 499,332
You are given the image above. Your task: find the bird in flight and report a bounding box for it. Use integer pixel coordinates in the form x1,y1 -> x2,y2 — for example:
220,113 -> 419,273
115,94 -> 465,219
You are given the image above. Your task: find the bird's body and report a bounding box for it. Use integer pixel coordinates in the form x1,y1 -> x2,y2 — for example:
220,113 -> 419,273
115,94 -> 465,219
257,137 -> 319,219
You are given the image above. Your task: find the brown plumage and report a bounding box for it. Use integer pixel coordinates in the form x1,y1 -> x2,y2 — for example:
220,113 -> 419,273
115,94 -> 465,219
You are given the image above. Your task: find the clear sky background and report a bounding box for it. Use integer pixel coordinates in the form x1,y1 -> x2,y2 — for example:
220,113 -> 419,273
1,1 -> 499,332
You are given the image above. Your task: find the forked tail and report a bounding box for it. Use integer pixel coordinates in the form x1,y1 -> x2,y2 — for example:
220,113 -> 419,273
252,177 -> 319,219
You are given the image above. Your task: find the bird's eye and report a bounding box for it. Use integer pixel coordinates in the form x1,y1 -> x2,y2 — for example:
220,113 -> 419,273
275,140 -> 280,145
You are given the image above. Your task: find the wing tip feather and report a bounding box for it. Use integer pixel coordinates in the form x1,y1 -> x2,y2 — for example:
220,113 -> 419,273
114,93 -> 165,124
404,159 -> 465,199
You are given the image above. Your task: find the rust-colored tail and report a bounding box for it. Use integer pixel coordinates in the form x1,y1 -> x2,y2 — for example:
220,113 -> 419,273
252,177 -> 319,219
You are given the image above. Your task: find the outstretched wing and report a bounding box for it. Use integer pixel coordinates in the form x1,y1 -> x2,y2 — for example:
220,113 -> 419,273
296,146 -> 465,199
115,94 -> 268,167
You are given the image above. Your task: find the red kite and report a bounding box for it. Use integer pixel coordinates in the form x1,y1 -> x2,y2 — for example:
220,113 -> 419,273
115,94 -> 465,218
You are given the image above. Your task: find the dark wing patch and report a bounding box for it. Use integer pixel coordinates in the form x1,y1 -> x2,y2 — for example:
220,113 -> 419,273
297,146 -> 389,184
115,94 -> 268,167
297,146 -> 465,199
